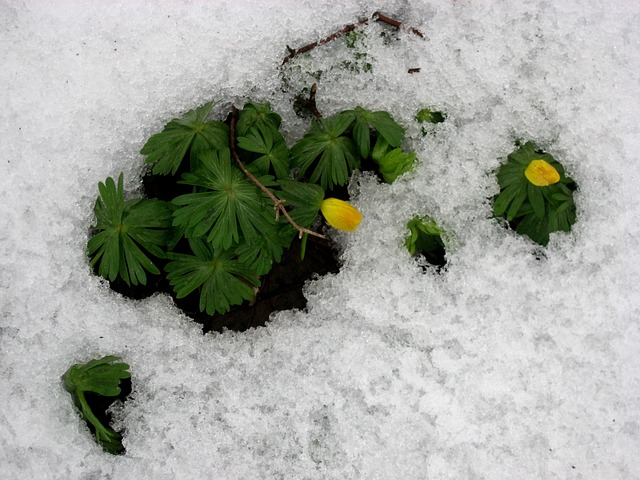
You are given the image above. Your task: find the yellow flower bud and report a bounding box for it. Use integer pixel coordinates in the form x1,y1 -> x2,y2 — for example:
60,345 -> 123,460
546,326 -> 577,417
525,159 -> 560,186
320,198 -> 362,232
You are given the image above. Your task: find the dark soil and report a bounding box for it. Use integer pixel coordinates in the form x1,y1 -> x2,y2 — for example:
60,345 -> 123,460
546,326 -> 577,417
105,231 -> 340,334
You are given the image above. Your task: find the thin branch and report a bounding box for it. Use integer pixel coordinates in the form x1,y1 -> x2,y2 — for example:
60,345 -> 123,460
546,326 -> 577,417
372,11 -> 424,38
282,19 -> 367,65
229,106 -> 326,240
281,12 -> 423,65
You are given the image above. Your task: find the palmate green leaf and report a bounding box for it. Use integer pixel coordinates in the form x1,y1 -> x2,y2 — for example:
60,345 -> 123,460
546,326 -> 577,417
515,200 -> 576,246
172,149 -> 275,250
508,141 -> 557,168
88,173 -> 172,286
343,106 -> 405,158
236,101 -> 282,137
238,123 -> 290,179
63,356 -> 131,397
62,356 -> 131,455
140,102 -> 229,175
290,113 -> 358,190
235,226 -> 292,276
165,239 -> 260,315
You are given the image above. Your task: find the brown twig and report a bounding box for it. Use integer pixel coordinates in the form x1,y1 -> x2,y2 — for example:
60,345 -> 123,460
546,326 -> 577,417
372,11 -> 424,38
281,12 -> 423,65
282,19 -> 368,65
229,106 -> 326,240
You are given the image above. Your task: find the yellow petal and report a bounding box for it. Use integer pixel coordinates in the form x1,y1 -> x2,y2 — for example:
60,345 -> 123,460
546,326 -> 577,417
525,159 -> 560,186
320,198 -> 362,232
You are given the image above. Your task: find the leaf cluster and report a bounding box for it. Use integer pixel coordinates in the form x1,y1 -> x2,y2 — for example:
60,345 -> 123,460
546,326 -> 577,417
89,100 -> 415,317
62,356 -> 131,455
493,141 -> 577,246
291,106 -> 415,188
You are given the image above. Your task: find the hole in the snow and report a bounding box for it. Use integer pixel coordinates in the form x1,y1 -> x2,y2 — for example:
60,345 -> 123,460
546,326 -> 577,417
404,215 -> 447,272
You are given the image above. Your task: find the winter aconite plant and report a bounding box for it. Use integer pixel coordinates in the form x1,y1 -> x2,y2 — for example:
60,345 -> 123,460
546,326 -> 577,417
493,141 -> 577,246
88,97 -> 416,319
62,356 -> 131,455
88,173 -> 172,287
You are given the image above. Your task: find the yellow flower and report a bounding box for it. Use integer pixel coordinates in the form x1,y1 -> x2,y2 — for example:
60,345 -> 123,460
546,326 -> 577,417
525,159 -> 560,186
320,198 -> 362,232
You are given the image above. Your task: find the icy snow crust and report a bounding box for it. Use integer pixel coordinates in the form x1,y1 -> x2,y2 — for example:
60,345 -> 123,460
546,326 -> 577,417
1,1 -> 639,478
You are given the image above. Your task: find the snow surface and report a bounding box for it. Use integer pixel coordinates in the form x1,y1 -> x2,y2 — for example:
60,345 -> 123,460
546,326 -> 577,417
1,1 -> 640,478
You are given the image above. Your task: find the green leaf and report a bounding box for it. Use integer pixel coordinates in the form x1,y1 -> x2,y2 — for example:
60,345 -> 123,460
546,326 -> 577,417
496,162 -> 526,189
188,121 -> 230,171
277,179 -> 324,229
290,114 -> 358,190
493,182 -> 522,217
88,173 -> 172,286
140,102 -> 229,175
527,183 -> 545,219
416,108 -> 446,124
515,212 -> 551,246
236,102 -> 282,137
353,116 -> 372,158
63,356 -> 131,396
165,239 -> 260,315
371,135 -> 390,163
506,186 -> 528,221
344,106 -> 405,148
172,149 -> 275,249
405,215 -> 446,266
62,356 -> 131,455
376,148 -> 416,183
238,123 -> 290,179
234,226 -> 292,276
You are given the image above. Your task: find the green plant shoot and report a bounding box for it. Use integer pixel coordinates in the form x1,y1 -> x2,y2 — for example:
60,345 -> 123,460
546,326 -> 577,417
62,356 -> 131,455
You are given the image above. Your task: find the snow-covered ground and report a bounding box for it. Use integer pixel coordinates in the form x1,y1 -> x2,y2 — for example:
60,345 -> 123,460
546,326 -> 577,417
1,1 -> 639,478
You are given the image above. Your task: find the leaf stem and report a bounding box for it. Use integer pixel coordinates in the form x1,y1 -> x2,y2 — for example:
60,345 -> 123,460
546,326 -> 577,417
294,83 -> 323,121
229,107 -> 326,240
77,389 -> 112,443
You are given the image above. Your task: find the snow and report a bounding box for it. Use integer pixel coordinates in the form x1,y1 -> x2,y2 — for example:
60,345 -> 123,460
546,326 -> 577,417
1,0 -> 640,478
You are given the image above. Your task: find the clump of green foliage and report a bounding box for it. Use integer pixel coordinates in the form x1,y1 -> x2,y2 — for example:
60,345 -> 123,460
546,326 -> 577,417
405,215 -> 447,269
88,100 -> 417,317
493,141 -> 577,246
62,356 -> 131,455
